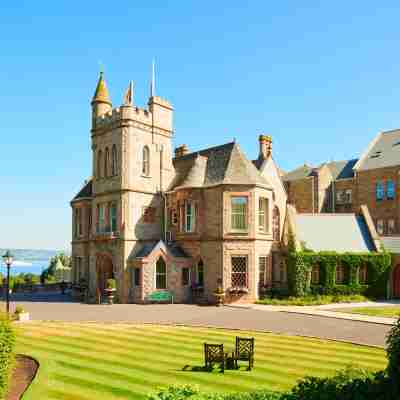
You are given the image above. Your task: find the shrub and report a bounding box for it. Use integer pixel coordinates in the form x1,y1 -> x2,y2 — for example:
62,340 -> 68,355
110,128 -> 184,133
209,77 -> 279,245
0,319 -> 15,399
148,386 -> 282,400
14,306 -> 25,315
386,316 -> 400,390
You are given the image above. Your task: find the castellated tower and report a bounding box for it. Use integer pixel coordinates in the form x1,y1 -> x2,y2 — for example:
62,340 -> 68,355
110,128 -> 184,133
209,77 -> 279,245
88,72 -> 175,302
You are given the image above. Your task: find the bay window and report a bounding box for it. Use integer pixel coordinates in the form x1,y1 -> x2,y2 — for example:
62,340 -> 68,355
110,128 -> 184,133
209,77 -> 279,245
258,198 -> 269,232
184,201 -> 196,232
231,196 -> 248,231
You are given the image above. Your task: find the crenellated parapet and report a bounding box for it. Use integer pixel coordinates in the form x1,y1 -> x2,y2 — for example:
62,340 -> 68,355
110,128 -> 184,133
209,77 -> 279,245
92,100 -> 173,137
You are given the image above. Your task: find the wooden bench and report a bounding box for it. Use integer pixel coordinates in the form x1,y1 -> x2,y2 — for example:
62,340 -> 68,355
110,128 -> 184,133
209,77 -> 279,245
148,291 -> 174,304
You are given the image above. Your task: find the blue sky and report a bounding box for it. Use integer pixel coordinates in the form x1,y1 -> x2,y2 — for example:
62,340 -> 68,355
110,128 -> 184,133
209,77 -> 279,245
1,1 -> 400,250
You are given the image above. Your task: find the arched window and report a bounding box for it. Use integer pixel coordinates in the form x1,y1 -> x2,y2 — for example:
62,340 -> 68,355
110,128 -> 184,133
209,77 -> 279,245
142,146 -> 150,176
111,145 -> 117,176
273,206 -> 280,241
197,260 -> 204,287
156,257 -> 167,289
97,150 -> 103,179
104,147 -> 110,178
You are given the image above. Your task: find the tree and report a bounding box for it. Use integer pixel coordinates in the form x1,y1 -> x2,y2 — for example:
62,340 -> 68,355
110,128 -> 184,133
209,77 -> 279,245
40,253 -> 71,284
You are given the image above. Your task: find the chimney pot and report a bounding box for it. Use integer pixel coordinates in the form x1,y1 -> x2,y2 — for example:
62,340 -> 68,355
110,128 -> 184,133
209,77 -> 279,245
259,134 -> 272,159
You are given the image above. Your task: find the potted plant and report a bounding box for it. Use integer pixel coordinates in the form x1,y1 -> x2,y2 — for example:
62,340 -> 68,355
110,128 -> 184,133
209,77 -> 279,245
14,306 -> 30,322
104,279 -> 117,305
214,279 -> 225,306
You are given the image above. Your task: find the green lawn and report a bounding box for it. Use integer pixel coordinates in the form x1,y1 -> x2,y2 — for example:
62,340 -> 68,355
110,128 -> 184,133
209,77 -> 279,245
15,322 -> 387,400
334,306 -> 400,318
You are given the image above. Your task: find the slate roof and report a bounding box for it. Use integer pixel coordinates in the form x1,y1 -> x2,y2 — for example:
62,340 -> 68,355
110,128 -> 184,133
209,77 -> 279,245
294,214 -> 375,252
323,159 -> 358,180
381,236 -> 400,254
283,159 -> 357,182
282,164 -> 314,182
72,180 -> 93,201
133,240 -> 188,258
171,142 -> 272,189
354,129 -> 400,171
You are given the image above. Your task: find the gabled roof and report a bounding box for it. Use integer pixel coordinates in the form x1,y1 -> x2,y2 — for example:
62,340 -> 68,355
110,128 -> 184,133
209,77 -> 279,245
282,164 -> 314,182
323,159 -> 358,180
132,240 -> 189,259
283,159 -> 357,182
294,213 -> 375,252
171,142 -> 272,189
354,129 -> 400,171
72,180 -> 92,202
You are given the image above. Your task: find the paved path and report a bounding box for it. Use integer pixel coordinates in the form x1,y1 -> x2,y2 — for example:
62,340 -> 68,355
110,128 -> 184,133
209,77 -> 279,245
231,301 -> 400,326
6,293 -> 392,348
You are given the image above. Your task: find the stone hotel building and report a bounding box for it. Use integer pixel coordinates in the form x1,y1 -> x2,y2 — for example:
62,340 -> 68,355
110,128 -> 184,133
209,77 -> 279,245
71,72 -> 400,303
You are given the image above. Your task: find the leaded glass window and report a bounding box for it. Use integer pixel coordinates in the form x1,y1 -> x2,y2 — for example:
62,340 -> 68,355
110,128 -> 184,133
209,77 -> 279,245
231,256 -> 248,288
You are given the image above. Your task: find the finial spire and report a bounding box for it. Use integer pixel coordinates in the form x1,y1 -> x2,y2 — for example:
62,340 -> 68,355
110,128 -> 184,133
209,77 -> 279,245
92,70 -> 111,105
123,81 -> 134,105
150,58 -> 156,98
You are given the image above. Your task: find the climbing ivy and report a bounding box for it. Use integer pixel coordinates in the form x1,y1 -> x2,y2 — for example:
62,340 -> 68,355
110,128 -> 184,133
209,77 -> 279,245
286,231 -> 392,298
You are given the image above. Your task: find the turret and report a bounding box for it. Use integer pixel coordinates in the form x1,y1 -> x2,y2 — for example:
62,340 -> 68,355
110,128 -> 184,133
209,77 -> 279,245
91,72 -> 112,129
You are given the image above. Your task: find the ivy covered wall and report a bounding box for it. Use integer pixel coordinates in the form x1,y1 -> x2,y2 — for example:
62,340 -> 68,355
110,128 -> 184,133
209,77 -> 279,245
286,233 -> 392,298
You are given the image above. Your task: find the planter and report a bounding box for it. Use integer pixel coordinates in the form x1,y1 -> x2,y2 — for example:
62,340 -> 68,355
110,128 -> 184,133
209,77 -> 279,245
104,288 -> 116,305
214,290 -> 225,307
15,312 -> 30,322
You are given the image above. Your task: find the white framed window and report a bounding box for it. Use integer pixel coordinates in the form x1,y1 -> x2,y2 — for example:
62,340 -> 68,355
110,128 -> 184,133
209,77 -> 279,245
258,198 -> 269,233
231,256 -> 248,288
344,189 -> 352,204
184,201 -> 196,232
142,146 -> 150,176
388,219 -> 396,234
231,196 -> 248,231
376,219 -> 384,235
155,258 -> 167,289
259,256 -> 268,287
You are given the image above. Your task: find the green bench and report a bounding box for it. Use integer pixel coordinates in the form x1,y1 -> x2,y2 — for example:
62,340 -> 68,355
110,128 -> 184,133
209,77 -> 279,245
148,291 -> 174,304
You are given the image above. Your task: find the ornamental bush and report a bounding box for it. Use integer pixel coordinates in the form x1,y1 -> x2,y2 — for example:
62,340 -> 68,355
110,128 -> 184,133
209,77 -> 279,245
0,319 -> 15,399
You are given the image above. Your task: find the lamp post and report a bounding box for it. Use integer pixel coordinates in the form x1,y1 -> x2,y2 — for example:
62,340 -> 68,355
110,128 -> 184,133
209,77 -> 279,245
2,250 -> 13,315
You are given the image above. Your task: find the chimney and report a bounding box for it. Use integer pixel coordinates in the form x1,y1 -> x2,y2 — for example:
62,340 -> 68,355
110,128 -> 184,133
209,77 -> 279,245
174,144 -> 189,158
259,135 -> 272,159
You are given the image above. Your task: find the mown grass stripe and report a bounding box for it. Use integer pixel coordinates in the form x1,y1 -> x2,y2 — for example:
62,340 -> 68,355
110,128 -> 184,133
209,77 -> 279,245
21,323 -> 385,367
18,326 -> 384,373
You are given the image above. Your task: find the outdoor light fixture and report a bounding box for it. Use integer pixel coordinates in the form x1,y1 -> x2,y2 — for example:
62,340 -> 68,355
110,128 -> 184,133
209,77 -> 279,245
2,250 -> 14,315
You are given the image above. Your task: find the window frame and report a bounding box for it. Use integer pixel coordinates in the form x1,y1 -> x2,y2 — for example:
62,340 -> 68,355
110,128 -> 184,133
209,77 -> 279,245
109,203 -> 117,232
231,256 -> 248,289
111,145 -> 118,176
376,219 -> 384,235
184,201 -> 196,233
142,145 -> 150,176
258,256 -> 268,288
376,181 -> 385,201
134,268 -> 141,286
311,265 -> 320,285
155,258 -> 167,290
388,219 -> 396,235
258,197 -> 269,233
387,180 -> 395,200
359,265 -> 368,284
335,264 -> 345,284
182,267 -> 190,286
230,196 -> 248,232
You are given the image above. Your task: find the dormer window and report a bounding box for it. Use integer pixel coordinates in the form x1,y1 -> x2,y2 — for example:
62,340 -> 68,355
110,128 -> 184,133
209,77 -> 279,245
142,146 -> 150,176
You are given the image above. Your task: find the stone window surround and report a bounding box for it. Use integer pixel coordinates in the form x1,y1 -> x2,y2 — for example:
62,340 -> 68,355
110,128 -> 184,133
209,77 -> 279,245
96,145 -> 119,180
258,256 -> 271,287
74,207 -> 83,238
142,145 -> 150,177
96,201 -> 119,234
155,257 -> 167,290
182,267 -> 190,286
230,255 -> 249,289
258,197 -> 269,234
228,192 -> 250,233
178,199 -> 197,234
134,267 -> 141,287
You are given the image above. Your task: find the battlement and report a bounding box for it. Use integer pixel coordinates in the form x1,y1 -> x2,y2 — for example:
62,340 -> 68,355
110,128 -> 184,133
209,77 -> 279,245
94,105 -> 152,128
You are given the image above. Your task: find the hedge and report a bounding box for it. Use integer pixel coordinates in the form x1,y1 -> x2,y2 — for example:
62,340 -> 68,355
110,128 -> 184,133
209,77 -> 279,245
0,319 -> 15,399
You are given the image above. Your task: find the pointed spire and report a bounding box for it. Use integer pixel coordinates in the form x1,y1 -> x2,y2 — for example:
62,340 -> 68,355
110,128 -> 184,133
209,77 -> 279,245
123,81 -> 134,105
150,58 -> 156,98
92,71 -> 112,105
